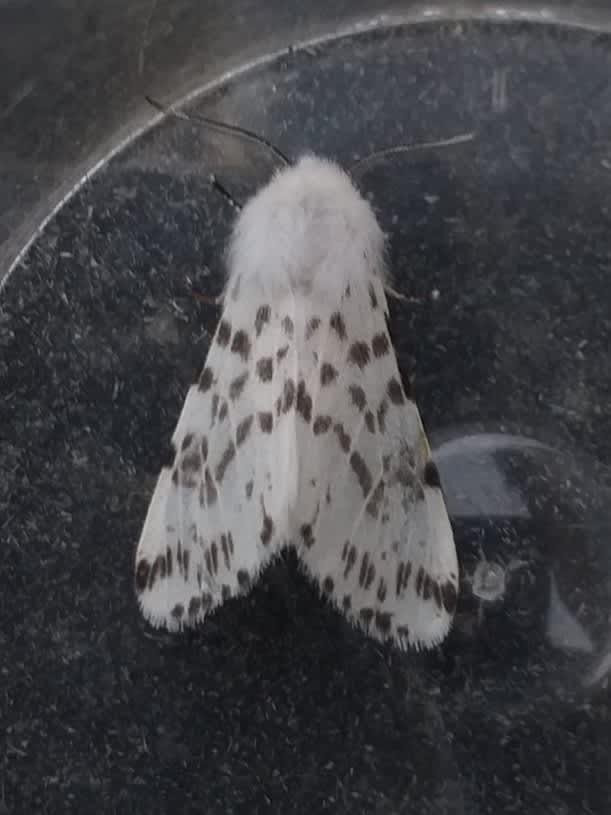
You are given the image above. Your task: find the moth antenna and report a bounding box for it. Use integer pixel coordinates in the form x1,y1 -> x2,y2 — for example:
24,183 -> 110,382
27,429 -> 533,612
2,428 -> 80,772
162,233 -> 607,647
145,94 -> 292,168
209,174 -> 242,211
349,131 -> 476,180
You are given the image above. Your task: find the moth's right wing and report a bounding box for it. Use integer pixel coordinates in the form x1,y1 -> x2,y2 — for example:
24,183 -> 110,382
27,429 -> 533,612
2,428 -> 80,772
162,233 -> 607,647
134,294 -> 298,630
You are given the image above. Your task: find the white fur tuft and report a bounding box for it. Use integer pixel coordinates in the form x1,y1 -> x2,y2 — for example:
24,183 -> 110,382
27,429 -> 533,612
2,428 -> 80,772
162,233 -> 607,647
225,155 -> 387,302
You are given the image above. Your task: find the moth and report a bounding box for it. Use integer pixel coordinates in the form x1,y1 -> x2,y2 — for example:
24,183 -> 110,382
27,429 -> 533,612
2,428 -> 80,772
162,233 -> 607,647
134,153 -> 459,649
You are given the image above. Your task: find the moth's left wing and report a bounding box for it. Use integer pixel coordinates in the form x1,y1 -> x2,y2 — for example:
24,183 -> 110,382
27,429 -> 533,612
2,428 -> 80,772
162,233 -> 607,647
293,278 -> 459,649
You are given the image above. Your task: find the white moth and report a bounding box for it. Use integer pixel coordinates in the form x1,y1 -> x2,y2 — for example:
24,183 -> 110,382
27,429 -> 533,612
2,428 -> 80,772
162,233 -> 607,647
134,155 -> 459,649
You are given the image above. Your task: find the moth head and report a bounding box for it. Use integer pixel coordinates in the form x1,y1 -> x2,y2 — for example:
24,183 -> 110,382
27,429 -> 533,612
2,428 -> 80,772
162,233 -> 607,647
226,154 -> 387,299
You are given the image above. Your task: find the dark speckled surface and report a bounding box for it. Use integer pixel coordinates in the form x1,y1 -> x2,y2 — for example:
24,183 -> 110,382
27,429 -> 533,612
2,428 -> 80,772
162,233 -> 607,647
2,20 -> 611,814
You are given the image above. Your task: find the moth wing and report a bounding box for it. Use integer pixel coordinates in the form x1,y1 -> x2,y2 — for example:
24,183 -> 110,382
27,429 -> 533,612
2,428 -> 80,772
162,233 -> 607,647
134,297 -> 298,630
294,279 -> 459,648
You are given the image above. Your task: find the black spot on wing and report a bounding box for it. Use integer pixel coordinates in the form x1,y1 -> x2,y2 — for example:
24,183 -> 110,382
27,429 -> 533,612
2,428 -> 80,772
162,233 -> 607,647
188,596 -> 201,617
344,546 -> 357,578
416,566 -> 425,596
377,399 -> 388,432
296,380 -> 312,423
320,362 -> 338,386
181,450 -> 201,480
282,316 -> 294,337
305,317 -> 321,340
255,305 -> 271,336
359,607 -> 374,628
423,460 -> 442,489
372,332 -> 390,357
258,411 -> 273,433
348,341 -> 370,369
397,624 -> 410,641
211,394 -> 219,423
375,611 -> 392,635
313,415 -> 332,435
350,451 -> 372,497
147,554 -> 165,589
366,479 -> 385,518
217,320 -> 231,347
215,441 -> 236,482
387,377 -> 404,405
260,496 -> 274,546
236,415 -> 254,446
348,385 -> 366,412
330,312 -> 346,340
256,357 -> 273,382
395,561 -> 411,597
229,371 -> 249,401
231,330 -> 251,361
334,422 -> 351,453
204,467 -> 217,506
135,559 -> 150,593
199,367 -> 214,392
282,379 -> 295,413
222,542 -> 231,576
359,552 -> 373,588
300,523 -> 315,549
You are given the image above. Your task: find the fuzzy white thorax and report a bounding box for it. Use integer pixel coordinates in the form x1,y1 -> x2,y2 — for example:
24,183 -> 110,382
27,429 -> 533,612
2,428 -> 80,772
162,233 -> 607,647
225,155 -> 387,302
